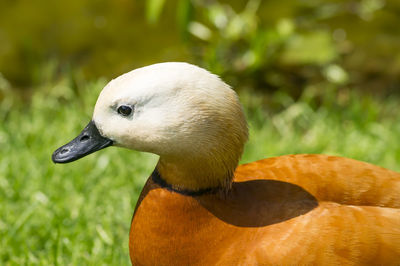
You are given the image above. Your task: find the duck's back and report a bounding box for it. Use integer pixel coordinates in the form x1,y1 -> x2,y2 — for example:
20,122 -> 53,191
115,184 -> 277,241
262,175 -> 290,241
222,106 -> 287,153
236,154 -> 400,208
130,154 -> 400,265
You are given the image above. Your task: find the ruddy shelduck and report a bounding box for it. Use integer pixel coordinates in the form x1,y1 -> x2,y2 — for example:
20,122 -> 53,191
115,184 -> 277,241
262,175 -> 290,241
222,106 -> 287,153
52,62 -> 400,265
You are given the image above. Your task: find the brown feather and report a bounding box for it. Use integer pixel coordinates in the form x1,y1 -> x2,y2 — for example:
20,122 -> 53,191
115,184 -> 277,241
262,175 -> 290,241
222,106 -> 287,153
129,154 -> 400,265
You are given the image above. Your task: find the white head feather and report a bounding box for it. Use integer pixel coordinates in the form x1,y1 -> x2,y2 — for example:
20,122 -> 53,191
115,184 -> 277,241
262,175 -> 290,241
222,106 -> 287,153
93,62 -> 248,191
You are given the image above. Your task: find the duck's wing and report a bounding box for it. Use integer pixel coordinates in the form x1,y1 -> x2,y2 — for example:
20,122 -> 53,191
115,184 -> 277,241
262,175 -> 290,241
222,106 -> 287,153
235,154 -> 400,208
234,154 -> 400,264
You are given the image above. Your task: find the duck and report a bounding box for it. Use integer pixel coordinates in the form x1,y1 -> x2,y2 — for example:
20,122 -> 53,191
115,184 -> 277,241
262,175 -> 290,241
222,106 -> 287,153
52,62 -> 400,265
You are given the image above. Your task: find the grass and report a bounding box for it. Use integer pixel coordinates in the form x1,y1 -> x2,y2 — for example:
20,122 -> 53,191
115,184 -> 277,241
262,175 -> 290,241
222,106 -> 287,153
1,78 -> 399,265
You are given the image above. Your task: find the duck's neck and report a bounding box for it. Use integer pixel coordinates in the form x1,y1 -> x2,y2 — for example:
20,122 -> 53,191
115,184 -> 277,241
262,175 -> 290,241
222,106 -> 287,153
156,155 -> 235,194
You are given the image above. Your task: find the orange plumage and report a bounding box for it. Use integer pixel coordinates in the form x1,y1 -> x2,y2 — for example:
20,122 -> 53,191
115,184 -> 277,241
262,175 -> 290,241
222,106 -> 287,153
130,154 -> 400,265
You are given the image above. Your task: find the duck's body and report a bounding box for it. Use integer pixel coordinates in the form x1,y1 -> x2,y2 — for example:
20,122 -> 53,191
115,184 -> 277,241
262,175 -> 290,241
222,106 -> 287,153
130,154 -> 400,265
52,62 -> 400,265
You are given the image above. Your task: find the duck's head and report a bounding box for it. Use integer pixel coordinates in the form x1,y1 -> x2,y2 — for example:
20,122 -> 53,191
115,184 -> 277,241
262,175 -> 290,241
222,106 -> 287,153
53,62 -> 248,192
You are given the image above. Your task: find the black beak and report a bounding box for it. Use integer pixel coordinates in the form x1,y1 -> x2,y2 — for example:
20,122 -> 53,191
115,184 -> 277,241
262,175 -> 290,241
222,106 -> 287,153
52,120 -> 113,163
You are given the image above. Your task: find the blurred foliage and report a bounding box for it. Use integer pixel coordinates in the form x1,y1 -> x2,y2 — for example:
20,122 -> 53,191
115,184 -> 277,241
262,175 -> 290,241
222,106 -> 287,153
146,0 -> 400,99
0,0 -> 399,100
0,0 -> 187,88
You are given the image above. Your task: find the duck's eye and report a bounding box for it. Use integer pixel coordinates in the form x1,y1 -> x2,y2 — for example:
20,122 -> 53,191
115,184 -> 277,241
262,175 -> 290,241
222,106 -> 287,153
117,105 -> 133,116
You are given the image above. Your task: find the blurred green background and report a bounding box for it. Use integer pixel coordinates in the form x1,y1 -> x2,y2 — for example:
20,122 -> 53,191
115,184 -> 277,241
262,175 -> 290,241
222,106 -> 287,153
1,0 -> 399,264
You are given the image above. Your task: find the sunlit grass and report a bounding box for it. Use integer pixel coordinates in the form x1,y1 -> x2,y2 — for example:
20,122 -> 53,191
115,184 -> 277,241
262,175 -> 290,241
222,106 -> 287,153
241,89 -> 400,171
0,79 -> 399,264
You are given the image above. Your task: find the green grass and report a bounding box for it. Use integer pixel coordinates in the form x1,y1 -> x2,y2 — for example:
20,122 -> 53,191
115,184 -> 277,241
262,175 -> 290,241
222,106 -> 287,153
1,78 -> 399,265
